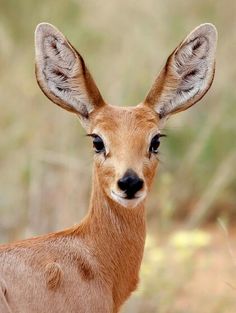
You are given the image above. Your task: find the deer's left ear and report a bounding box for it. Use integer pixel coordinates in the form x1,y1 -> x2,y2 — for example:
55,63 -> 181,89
144,23 -> 217,118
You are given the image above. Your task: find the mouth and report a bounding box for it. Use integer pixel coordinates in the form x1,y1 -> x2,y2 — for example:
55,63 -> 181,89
111,190 -> 146,208
112,190 -> 141,200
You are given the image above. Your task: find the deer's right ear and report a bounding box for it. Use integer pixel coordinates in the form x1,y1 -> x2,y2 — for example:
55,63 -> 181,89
35,23 -> 105,129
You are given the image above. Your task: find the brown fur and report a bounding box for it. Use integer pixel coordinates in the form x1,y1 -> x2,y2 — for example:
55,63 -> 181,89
0,23 -> 217,313
45,262 -> 63,290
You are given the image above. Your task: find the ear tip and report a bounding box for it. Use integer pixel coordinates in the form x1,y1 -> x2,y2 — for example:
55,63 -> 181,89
35,22 -> 59,40
35,23 -> 64,60
193,23 -> 218,42
198,23 -> 218,35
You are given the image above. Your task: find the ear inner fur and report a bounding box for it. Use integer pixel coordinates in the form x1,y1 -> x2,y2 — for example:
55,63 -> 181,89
144,23 -> 217,118
35,23 -> 105,120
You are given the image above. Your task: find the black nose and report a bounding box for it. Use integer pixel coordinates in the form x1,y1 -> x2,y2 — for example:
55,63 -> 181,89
117,169 -> 144,199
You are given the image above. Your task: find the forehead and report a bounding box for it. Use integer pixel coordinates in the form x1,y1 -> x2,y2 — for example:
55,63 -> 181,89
90,104 -> 159,136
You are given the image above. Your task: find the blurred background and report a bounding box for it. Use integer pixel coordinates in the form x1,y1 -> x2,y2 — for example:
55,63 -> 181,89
0,0 -> 236,312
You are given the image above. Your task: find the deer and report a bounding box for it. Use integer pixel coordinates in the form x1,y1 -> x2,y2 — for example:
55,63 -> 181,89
0,22 -> 217,313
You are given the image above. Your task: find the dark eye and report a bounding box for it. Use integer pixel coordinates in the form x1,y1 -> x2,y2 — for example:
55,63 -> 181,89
149,134 -> 161,154
93,135 -> 105,153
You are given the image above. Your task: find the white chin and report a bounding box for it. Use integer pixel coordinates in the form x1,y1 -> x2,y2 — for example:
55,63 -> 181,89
111,191 -> 146,208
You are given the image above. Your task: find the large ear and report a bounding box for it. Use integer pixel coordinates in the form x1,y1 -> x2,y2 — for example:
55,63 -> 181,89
35,23 -> 105,128
144,23 -> 217,119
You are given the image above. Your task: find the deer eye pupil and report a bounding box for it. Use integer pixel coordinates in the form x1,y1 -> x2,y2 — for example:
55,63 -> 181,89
93,136 -> 105,153
149,134 -> 160,154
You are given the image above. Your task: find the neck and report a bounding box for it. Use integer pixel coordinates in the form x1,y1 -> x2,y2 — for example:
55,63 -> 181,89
83,167 -> 146,308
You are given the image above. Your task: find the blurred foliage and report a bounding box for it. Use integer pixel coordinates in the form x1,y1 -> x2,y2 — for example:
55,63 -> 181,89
0,0 -> 236,312
123,228 -> 236,313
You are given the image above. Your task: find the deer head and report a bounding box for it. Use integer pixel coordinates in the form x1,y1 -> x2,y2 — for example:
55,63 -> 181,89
35,23 -> 217,209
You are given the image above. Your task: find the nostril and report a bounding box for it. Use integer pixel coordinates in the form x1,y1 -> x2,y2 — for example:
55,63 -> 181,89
118,177 -> 129,191
136,178 -> 144,191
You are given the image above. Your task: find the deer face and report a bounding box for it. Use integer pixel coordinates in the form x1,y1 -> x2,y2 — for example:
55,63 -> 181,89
35,23 -> 217,208
88,104 -> 161,208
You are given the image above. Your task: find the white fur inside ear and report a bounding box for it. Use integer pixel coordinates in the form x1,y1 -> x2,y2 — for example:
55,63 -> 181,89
155,23 -> 217,117
35,23 -> 93,116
